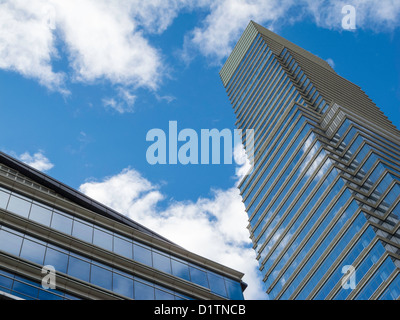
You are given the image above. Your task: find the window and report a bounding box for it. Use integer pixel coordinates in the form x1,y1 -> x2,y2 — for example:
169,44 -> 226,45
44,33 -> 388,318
29,203 -> 52,226
113,272 -> 134,299
7,195 -> 31,218
113,236 -> 133,259
152,252 -> 171,274
133,244 -> 152,267
51,211 -> 73,235
72,219 -> 93,243
134,280 -> 155,300
93,227 -> 113,252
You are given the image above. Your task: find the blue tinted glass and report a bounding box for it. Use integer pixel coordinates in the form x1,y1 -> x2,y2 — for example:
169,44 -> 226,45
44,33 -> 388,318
153,252 -> 171,274
44,247 -> 69,274
7,195 -> 31,218
114,236 -> 133,259
90,264 -> 112,291
20,239 -> 46,265
72,219 -> 93,243
189,267 -> 209,288
0,272 -> 13,289
12,280 -> 39,299
0,229 -> 23,256
29,203 -> 52,226
113,272 -> 134,299
51,211 -> 73,235
171,259 -> 190,281
38,289 -> 63,300
208,273 -> 227,297
133,244 -> 152,266
379,274 -> 400,300
67,256 -> 90,282
134,280 -> 155,300
155,289 -> 175,300
225,279 -> 244,300
93,228 -> 113,252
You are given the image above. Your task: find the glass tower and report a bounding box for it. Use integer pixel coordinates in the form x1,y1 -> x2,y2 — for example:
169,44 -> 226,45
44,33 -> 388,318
220,21 -> 400,300
0,152 -> 245,300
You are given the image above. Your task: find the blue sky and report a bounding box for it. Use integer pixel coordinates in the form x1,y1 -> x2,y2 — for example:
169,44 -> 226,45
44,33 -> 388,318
0,0 -> 399,299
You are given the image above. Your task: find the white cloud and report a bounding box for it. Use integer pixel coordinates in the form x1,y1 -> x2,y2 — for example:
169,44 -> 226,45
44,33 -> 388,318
103,87 -> 137,114
18,151 -> 54,172
79,167 -> 266,300
0,0 -> 68,94
1,0 -> 399,94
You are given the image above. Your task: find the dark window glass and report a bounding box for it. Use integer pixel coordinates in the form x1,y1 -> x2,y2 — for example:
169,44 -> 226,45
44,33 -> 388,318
38,289 -> 63,300
113,272 -> 134,299
0,271 -> 13,289
114,236 -> 133,259
12,280 -> 39,299
133,244 -> 152,267
20,239 -> 45,265
7,195 -> 31,218
67,256 -> 90,282
153,252 -> 171,274
134,280 -> 154,300
189,267 -> 209,288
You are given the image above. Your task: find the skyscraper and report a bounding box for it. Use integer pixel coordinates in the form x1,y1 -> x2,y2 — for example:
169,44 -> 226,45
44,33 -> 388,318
0,152 -> 246,300
220,21 -> 400,300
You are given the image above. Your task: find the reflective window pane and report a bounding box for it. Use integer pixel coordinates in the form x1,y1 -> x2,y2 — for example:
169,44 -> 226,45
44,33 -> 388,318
72,219 -> 93,243
38,290 -> 63,300
0,189 -> 10,209
0,229 -> 23,256
44,247 -> 69,274
20,239 -> 46,265
29,203 -> 52,226
93,228 -> 113,252
90,264 -> 112,291
225,279 -> 243,300
155,289 -> 174,300
133,244 -> 152,267
67,256 -> 90,282
51,211 -> 73,235
113,272 -> 134,299
0,270 -> 13,289
153,252 -> 171,274
12,280 -> 39,299
208,273 -> 227,297
134,281 -> 154,300
114,236 -> 133,259
171,259 -> 190,281
7,195 -> 31,218
189,267 -> 209,288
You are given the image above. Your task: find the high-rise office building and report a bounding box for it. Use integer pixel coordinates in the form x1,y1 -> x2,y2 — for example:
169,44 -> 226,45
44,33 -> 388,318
220,21 -> 400,300
0,152 -> 246,300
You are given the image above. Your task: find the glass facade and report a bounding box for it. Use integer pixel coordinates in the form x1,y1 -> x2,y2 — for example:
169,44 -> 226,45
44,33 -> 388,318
0,161 -> 245,300
221,21 -> 400,300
